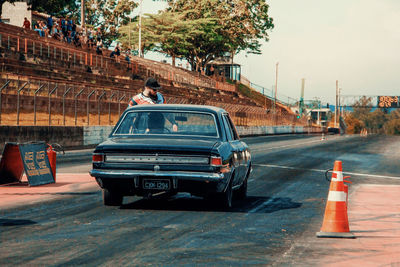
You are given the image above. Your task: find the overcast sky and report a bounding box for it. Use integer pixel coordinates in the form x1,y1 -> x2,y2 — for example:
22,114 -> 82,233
142,0 -> 400,104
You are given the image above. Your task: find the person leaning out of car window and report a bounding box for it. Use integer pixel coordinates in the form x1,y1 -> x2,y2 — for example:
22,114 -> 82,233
128,77 -> 178,132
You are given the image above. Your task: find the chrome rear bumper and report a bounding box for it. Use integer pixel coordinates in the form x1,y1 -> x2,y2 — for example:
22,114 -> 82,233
89,169 -> 225,182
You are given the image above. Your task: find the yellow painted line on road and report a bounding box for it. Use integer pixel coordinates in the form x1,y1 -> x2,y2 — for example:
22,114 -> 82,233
253,164 -> 400,180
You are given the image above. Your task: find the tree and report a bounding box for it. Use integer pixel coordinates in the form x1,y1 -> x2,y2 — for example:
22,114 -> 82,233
0,0 -> 78,19
29,0 -> 78,17
163,0 -> 274,70
119,15 -> 159,55
344,114 -> 363,134
83,0 -> 137,47
384,109 -> 400,135
365,109 -> 387,133
345,96 -> 400,135
351,96 -> 373,123
119,0 -> 273,70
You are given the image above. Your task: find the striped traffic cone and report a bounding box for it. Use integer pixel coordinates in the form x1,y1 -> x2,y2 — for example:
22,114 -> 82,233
316,161 -> 355,238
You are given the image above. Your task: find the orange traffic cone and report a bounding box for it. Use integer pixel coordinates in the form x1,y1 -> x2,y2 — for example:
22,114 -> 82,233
316,161 -> 355,238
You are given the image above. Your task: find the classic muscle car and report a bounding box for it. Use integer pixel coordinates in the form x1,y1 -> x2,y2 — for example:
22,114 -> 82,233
89,104 -> 251,208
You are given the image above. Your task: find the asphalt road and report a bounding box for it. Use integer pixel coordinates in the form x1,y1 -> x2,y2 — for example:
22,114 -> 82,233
1,134 -> 399,266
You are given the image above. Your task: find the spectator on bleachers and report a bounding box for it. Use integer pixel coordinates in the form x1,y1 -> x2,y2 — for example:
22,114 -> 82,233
110,47 -> 118,59
47,15 -> 53,35
53,25 -> 62,41
61,17 -> 68,41
34,21 -> 45,37
115,43 -> 121,63
67,17 -> 73,34
33,22 -> 41,35
73,32 -> 82,48
23,17 -> 30,29
95,28 -> 102,42
81,30 -> 88,46
71,21 -> 77,39
42,21 -> 50,37
125,49 -> 131,63
96,38 -> 103,55
87,29 -> 94,48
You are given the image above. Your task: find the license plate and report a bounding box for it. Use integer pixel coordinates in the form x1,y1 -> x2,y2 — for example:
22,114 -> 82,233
143,179 -> 170,190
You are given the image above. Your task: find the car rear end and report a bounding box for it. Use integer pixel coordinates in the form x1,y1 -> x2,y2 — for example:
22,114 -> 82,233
89,106 -> 232,204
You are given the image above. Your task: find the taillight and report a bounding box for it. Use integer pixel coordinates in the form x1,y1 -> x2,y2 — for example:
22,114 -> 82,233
92,153 -> 104,163
210,156 -> 222,166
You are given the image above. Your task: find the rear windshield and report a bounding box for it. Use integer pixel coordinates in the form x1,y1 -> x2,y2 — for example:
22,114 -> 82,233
113,111 -> 219,138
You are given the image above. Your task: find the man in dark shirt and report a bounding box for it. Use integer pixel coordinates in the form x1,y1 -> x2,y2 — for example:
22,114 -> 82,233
47,15 -> 53,34
110,48 -> 117,58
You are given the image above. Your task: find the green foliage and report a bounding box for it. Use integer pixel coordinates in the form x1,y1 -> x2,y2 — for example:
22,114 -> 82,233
119,0 -> 274,69
384,109 -> 400,135
345,96 -> 400,135
384,119 -> 400,135
119,16 -> 155,53
84,0 -> 138,47
344,114 -> 363,134
29,0 -> 78,17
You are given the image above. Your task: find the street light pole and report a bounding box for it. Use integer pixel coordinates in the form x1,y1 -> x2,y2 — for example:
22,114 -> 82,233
335,80 -> 338,128
128,0 -> 134,51
274,62 -> 279,114
138,0 -> 143,57
81,0 -> 85,28
339,87 -> 342,117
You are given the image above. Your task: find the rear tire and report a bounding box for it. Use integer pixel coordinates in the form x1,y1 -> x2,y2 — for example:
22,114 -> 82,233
235,177 -> 247,200
220,178 -> 233,209
103,189 -> 123,206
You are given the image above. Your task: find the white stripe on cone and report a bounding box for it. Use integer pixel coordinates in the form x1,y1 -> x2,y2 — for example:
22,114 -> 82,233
327,191 -> 347,202
331,171 -> 343,182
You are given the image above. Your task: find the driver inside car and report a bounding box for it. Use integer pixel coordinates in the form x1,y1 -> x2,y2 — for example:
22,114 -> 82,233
146,112 -> 166,134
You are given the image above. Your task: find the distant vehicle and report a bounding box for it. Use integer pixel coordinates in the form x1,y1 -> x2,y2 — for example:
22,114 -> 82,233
90,104 -> 252,208
327,127 -> 340,134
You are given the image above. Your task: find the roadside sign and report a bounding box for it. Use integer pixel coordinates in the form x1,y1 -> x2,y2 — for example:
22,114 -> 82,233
0,143 -> 24,184
18,142 -> 55,186
377,96 -> 399,108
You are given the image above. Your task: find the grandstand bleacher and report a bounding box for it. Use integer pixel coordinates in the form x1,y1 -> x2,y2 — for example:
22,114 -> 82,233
0,22 -> 305,127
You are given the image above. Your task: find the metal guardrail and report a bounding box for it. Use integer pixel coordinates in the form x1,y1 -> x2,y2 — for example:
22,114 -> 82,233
250,82 -> 298,107
0,76 -> 307,127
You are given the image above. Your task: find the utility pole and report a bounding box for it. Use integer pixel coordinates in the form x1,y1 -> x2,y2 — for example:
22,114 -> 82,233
129,8 -> 131,49
262,87 -> 266,109
138,0 -> 143,57
274,62 -> 279,114
335,80 -> 338,128
339,88 -> 342,118
81,0 -> 85,28
299,78 -> 305,116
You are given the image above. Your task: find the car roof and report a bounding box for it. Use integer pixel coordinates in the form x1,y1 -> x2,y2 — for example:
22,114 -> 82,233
125,104 -> 227,114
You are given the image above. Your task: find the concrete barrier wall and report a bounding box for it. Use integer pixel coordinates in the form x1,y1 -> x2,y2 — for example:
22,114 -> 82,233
0,125 -> 322,152
236,126 -> 322,136
0,126 -> 83,152
83,126 -> 114,146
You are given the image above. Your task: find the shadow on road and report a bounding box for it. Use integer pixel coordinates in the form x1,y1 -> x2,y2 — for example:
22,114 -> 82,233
0,219 -> 37,227
120,195 -> 302,214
